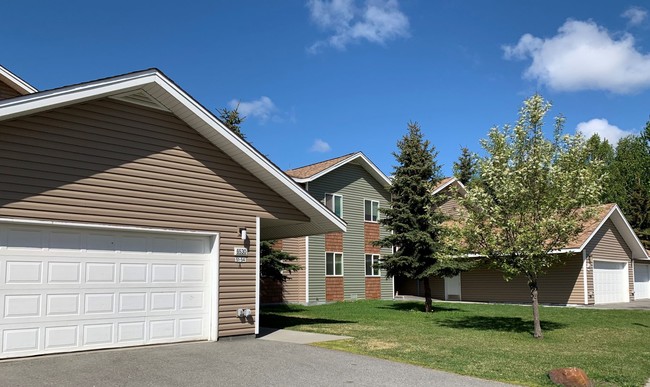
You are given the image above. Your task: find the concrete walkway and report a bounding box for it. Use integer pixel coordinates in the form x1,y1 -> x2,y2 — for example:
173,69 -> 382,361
258,327 -> 352,344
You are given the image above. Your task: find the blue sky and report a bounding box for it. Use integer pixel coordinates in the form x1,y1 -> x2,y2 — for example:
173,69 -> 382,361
2,1 -> 650,176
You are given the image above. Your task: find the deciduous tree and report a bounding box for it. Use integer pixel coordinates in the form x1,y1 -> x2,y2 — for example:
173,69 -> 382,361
459,95 -> 603,338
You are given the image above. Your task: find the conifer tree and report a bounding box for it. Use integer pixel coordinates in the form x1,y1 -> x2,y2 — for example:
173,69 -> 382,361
452,146 -> 477,186
217,104 -> 246,140
376,122 -> 447,312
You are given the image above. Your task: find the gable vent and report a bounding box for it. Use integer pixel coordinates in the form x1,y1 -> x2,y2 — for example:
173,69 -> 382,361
110,89 -> 170,112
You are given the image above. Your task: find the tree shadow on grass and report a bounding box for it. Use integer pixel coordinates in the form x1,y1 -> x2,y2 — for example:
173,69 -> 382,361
380,301 -> 461,313
437,316 -> 566,335
260,313 -> 355,329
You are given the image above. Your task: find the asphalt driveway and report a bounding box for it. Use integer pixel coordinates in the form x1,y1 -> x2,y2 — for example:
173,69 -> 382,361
0,339 -> 514,387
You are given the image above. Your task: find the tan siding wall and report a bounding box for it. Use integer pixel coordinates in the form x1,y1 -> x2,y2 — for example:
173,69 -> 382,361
0,98 -> 307,338
0,81 -> 21,100
398,254 -> 585,304
439,196 -> 463,218
280,236 -> 307,303
584,219 -> 634,303
461,254 -> 585,304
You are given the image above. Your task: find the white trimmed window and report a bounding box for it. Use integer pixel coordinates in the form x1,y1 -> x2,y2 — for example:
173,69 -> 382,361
326,252 -> 343,276
325,193 -> 343,218
365,254 -> 380,276
364,199 -> 379,222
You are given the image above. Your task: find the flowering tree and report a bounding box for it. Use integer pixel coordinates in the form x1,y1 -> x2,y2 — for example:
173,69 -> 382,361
459,95 -> 603,338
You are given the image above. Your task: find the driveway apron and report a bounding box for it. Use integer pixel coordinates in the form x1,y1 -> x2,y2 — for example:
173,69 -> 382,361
0,339 -> 515,387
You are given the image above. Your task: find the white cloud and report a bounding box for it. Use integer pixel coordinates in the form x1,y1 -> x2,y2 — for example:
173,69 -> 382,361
310,139 -> 332,152
622,6 -> 647,26
307,0 -> 409,53
503,19 -> 650,93
576,118 -> 637,145
228,96 -> 276,122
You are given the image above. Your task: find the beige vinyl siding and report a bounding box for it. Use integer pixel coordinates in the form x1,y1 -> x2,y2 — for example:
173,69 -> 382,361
584,219 -> 634,303
0,80 -> 21,100
439,196 -> 463,218
460,254 -> 585,304
0,98 -> 307,337
307,163 -> 391,301
281,236 -> 307,303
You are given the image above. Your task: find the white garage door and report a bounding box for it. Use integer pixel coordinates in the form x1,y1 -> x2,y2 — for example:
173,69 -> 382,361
593,260 -> 629,304
0,223 -> 216,359
634,263 -> 650,300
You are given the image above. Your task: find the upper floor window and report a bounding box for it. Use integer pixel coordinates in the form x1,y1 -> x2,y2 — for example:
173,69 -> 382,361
364,199 -> 379,222
325,193 -> 343,217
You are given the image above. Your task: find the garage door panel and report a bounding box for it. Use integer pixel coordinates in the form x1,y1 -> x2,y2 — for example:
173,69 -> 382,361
0,224 -> 215,359
594,260 -> 629,304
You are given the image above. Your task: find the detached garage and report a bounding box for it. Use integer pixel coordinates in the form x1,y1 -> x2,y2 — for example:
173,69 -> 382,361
0,66 -> 346,358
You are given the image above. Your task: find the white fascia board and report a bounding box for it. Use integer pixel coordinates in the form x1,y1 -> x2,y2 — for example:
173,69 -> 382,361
577,205 -> 649,259
149,75 -> 346,235
0,66 -> 38,94
0,216 -> 218,236
576,205 -> 617,253
292,152 -> 392,188
0,71 -> 157,121
432,178 -> 467,196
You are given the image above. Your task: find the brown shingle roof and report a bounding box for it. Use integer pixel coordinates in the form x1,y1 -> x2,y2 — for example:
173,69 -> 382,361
564,203 -> 616,249
285,153 -> 357,179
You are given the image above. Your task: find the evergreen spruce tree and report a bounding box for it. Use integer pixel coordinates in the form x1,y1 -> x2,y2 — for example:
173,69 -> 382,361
217,104 -> 246,140
452,146 -> 477,186
260,241 -> 301,282
376,122 -> 447,312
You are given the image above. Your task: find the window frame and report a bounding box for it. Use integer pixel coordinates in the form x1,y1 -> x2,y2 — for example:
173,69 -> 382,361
364,199 -> 380,222
325,193 -> 343,218
326,252 -> 344,276
365,253 -> 381,277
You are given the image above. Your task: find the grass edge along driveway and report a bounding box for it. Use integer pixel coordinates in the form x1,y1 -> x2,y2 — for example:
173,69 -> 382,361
261,300 -> 650,387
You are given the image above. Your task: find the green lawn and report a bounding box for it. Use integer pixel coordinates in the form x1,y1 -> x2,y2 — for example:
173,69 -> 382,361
261,300 -> 650,386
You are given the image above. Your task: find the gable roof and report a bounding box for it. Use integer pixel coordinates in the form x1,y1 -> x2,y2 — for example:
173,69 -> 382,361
0,68 -> 346,239
286,152 -> 392,188
0,66 -> 38,95
434,184 -> 648,259
563,203 -> 649,260
432,177 -> 467,196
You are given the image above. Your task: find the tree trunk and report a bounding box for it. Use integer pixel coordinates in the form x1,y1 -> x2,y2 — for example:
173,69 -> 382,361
423,277 -> 432,312
529,280 -> 543,339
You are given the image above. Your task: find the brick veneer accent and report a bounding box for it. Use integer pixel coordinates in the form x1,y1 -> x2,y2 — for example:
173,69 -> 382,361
325,231 -> 344,252
326,277 -> 344,301
260,278 -> 284,303
365,277 -> 381,299
364,222 -> 381,254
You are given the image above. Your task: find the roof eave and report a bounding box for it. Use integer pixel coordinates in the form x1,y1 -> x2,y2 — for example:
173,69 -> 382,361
0,65 -> 38,95
291,152 -> 392,188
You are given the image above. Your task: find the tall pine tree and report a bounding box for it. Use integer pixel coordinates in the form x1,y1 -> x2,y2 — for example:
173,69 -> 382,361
217,104 -> 246,140
452,146 -> 477,186
377,122 -> 447,312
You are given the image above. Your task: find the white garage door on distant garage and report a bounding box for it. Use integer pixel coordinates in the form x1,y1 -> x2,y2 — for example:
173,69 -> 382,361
0,222 -> 217,359
634,263 -> 650,300
593,260 -> 629,304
